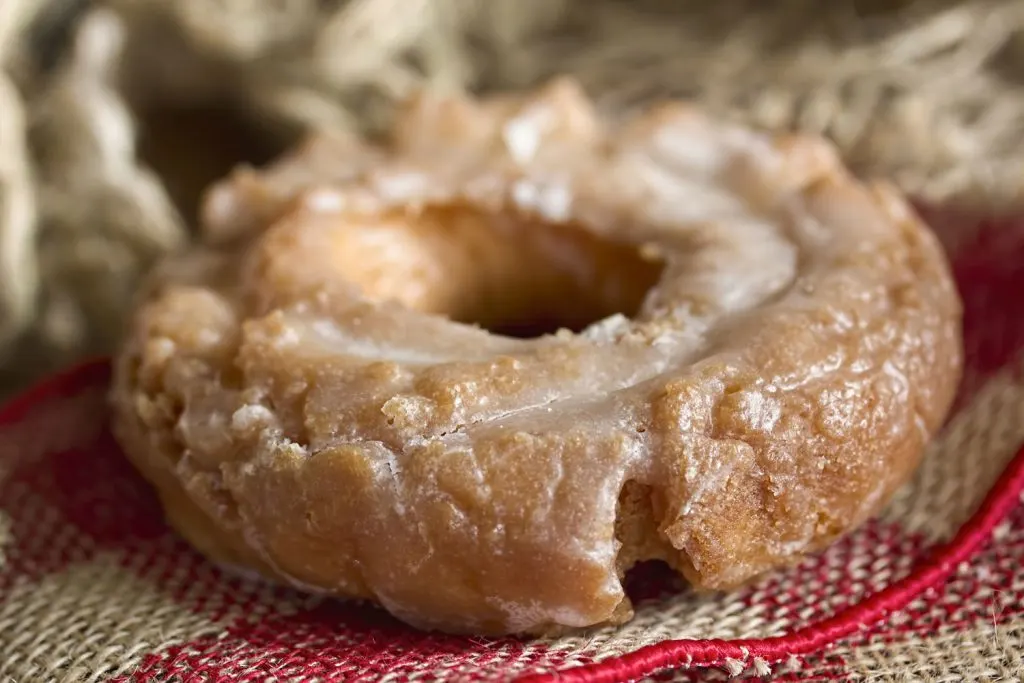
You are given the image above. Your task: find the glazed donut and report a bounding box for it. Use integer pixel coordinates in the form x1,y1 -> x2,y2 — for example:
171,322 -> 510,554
110,79 -> 962,636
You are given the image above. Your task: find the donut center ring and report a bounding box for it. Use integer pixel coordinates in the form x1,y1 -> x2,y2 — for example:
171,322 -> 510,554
327,206 -> 665,338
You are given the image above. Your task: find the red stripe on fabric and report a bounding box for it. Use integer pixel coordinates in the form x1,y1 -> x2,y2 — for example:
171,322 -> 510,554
0,360 -> 171,587
125,601 -> 579,683
517,443 -> 1024,682
0,357 -> 109,426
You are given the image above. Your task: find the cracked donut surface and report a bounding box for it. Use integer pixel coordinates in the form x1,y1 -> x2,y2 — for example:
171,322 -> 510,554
109,79 -> 963,636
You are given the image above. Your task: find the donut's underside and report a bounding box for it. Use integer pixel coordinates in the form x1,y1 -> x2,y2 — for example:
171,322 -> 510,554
110,79 -> 963,635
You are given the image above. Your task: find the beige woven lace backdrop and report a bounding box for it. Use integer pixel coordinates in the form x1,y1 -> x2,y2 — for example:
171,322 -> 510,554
0,0 -> 1023,394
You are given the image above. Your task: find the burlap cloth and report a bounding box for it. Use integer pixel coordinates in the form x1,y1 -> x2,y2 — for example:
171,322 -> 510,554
2,1 -> 1024,681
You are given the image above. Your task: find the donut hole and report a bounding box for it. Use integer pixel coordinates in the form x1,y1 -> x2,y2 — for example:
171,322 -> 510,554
336,206 -> 666,338
136,101 -> 285,222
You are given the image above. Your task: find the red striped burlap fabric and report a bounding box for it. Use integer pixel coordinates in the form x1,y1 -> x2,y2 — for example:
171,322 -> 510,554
1,206 -> 1023,681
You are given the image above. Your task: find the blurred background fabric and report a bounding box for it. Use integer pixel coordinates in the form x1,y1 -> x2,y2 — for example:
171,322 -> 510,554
1,0 -> 1023,395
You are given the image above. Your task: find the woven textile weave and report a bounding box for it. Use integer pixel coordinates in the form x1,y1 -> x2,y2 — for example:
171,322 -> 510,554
0,205 -> 1022,681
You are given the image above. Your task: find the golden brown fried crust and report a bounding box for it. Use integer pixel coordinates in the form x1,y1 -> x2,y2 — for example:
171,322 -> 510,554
109,78 -> 962,636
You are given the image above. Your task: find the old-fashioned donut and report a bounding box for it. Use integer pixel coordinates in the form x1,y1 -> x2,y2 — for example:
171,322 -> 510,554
109,79 -> 962,636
